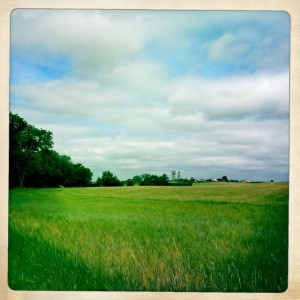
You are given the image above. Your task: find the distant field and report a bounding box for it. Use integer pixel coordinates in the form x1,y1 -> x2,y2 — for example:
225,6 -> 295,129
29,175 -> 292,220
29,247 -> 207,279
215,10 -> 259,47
8,182 -> 288,292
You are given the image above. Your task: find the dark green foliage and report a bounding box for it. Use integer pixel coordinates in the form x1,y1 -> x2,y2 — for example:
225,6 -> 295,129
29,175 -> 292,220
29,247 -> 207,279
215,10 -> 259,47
125,179 -> 134,186
9,112 -> 93,187
132,175 -> 142,185
222,175 -> 229,182
9,112 -> 53,187
100,171 -> 122,187
139,173 -> 169,186
95,177 -> 102,186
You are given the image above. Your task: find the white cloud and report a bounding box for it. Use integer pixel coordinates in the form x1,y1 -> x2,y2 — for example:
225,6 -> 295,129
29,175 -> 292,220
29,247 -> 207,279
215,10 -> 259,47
167,72 -> 289,120
10,10 -> 290,181
11,10 -> 147,79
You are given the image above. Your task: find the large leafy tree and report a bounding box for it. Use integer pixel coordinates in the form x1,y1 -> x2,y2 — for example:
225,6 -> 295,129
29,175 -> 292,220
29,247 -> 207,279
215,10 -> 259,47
67,163 -> 93,187
222,175 -> 229,182
9,112 -> 53,187
26,149 -> 62,187
100,171 -> 122,187
9,112 -> 93,188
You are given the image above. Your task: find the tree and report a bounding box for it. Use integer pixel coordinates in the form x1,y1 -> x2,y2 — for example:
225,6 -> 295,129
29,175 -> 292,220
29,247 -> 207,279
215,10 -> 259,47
95,177 -> 102,186
125,179 -> 134,186
9,112 -> 93,188
190,177 -> 195,183
100,171 -> 122,187
10,112 -> 53,187
222,176 -> 228,182
68,163 -> 93,187
139,173 -> 169,186
140,173 -> 155,186
132,175 -> 142,185
157,173 -> 169,185
26,149 -> 63,187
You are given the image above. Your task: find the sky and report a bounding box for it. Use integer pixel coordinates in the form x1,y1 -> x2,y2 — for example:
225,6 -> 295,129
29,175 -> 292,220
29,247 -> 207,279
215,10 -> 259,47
9,9 -> 290,182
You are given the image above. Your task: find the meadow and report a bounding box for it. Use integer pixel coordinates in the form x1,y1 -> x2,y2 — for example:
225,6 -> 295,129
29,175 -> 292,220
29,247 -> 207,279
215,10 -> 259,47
8,182 -> 288,292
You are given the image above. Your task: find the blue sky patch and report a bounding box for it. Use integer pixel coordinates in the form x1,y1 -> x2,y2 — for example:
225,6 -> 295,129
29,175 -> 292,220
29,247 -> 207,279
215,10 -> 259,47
10,49 -> 73,84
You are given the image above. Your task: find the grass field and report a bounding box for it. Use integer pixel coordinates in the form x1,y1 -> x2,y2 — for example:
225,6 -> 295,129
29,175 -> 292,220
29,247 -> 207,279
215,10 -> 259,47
8,182 -> 288,292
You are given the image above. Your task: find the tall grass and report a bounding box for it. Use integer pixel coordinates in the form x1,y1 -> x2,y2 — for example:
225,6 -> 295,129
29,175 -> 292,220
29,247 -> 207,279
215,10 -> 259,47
9,183 -> 288,292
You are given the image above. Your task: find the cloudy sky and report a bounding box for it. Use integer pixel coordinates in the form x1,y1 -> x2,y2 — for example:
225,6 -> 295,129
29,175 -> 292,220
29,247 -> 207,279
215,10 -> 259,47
10,9 -> 290,181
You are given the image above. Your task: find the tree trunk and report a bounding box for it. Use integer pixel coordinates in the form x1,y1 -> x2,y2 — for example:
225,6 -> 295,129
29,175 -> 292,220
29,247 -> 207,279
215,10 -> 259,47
19,171 -> 25,188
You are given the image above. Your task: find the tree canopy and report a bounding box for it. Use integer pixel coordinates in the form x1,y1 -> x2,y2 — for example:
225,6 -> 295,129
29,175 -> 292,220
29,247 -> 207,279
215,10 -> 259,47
97,171 -> 122,187
9,112 -> 93,188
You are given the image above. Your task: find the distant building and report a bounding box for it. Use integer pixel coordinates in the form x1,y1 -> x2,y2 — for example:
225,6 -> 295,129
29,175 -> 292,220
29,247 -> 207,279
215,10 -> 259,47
241,179 -> 250,183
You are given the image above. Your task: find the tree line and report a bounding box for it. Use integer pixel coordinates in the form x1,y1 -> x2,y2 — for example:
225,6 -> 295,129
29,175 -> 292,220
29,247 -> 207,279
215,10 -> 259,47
10,112 -> 93,188
95,171 -> 195,187
96,172 -> 172,187
9,112 -> 198,188
9,112 -> 186,187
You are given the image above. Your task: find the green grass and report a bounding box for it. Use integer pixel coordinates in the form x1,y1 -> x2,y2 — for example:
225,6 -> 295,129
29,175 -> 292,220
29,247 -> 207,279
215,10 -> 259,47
8,182 -> 288,292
